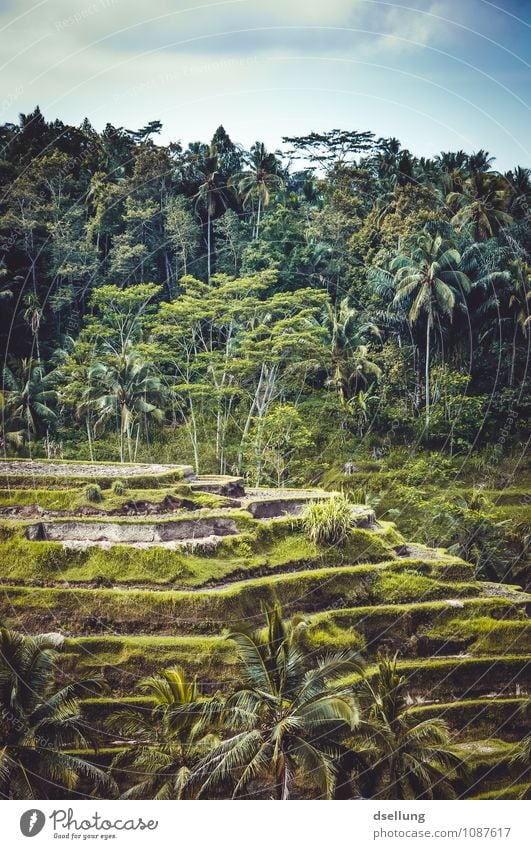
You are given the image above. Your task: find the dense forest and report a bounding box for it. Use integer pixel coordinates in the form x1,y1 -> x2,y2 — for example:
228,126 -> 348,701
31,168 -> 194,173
0,109 -> 530,802
1,108 -> 529,469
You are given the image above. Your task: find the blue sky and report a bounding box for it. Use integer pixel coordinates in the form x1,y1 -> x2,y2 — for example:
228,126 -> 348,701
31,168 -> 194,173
0,0 -> 529,168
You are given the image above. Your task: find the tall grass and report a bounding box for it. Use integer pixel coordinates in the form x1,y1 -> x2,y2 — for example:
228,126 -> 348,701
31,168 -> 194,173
302,494 -> 354,546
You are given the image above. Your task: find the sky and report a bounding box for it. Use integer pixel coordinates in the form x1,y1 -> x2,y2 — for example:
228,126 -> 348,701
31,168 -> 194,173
0,0 -> 530,169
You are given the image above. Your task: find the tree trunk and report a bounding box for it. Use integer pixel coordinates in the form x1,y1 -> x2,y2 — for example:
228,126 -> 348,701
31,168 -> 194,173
207,211 -> 211,283
280,761 -> 290,800
425,319 -> 431,426
189,397 -> 200,474
134,422 -> 141,461
86,417 -> 94,462
509,322 -> 518,387
255,195 -> 262,240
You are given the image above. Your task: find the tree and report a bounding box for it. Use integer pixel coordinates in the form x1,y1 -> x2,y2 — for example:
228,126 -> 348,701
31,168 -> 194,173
0,629 -> 110,799
283,129 -> 376,171
447,173 -> 513,241
163,196 -> 200,285
193,144 -> 231,282
107,667 -> 219,799
243,402 -> 312,487
86,346 -> 164,462
388,231 -> 471,425
86,283 -> 162,353
506,259 -> 531,387
2,359 -> 58,444
231,142 -> 284,239
352,653 -> 464,799
323,297 -> 381,406
195,604 -> 361,800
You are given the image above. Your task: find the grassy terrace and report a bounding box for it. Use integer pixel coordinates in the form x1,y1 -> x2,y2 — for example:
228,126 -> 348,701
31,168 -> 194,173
0,521 -> 404,586
0,459 -> 529,800
0,576 -> 518,639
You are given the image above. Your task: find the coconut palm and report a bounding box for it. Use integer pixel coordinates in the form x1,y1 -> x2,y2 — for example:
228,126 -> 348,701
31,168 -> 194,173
390,231 -> 471,424
0,391 -> 24,450
447,172 -> 513,241
2,358 -> 58,444
351,652 -> 464,799
0,629 -> 110,799
107,667 -> 220,799
323,297 -> 381,405
505,166 -> 531,219
506,259 -> 531,385
231,142 -> 284,239
195,604 -> 362,800
193,144 -> 231,281
85,345 -> 164,462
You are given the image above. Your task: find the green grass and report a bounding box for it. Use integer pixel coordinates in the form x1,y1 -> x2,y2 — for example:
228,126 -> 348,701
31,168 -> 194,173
471,783 -> 530,800
371,570 -> 481,604
0,521 -> 403,587
407,697 -> 529,740
300,598 -> 527,654
341,656 -> 531,698
421,617 -> 531,655
0,468 -> 188,490
0,484 -> 230,512
61,634 -> 237,690
0,558 -> 481,637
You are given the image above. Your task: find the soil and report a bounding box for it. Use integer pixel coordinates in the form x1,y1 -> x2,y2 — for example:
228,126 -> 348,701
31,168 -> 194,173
0,460 -> 192,478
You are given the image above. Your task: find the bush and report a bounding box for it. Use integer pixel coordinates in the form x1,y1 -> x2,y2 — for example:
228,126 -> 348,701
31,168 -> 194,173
302,494 -> 354,547
84,483 -> 103,503
111,479 -> 126,496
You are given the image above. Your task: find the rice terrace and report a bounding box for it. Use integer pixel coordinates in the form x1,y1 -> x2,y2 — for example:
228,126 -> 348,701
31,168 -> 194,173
0,455 -> 529,799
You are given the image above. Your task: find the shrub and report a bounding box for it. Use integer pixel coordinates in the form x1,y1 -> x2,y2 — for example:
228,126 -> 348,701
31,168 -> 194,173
111,479 -> 126,496
84,483 -> 103,503
302,494 -> 354,547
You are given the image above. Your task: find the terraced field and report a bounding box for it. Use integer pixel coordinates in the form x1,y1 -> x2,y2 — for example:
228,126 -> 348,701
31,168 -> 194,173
0,459 -> 529,799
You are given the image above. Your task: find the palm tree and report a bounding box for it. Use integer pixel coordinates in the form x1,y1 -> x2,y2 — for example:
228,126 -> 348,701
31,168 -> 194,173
506,259 -> 531,386
390,231 -> 471,424
323,297 -> 381,406
0,629 -> 110,799
195,604 -> 362,800
510,732 -> 531,797
447,172 -> 513,241
194,144 -> 230,282
107,667 -> 219,799
352,653 -> 464,799
2,359 -> 58,445
505,166 -> 531,219
22,292 -> 42,361
86,345 -> 164,462
231,142 -> 284,239
0,391 -> 24,451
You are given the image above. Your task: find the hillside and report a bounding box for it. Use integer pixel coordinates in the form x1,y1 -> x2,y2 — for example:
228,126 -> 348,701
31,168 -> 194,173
0,459 -> 529,799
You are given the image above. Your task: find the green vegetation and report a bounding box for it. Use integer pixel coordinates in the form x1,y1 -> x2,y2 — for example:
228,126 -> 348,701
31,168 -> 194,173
351,652 -> 465,799
84,483 -> 103,503
0,629 -> 112,798
0,520 -> 402,586
0,110 -> 529,802
302,493 -> 355,546
0,114 -> 528,489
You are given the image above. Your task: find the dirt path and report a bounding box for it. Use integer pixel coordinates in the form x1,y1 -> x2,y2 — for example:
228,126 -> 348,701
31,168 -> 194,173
0,460 -> 192,479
